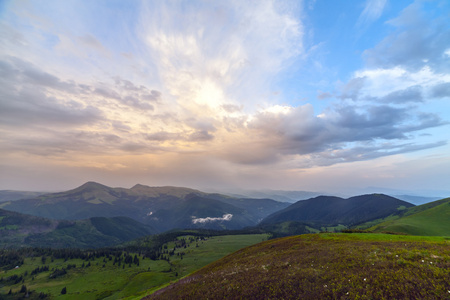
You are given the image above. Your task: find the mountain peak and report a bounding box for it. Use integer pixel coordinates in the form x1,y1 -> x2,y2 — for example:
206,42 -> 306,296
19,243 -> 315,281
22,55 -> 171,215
69,181 -> 112,194
131,184 -> 149,190
78,181 -> 109,189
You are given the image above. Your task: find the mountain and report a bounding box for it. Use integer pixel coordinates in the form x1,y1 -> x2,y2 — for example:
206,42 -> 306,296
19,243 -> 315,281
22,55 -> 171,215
0,182 -> 289,232
0,208 -> 155,248
260,194 -> 414,227
0,190 -> 46,202
368,197 -> 450,236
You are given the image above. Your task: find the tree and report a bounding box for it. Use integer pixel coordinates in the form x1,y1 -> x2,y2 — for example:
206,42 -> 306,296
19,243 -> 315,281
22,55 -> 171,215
20,284 -> 27,293
61,287 -> 67,294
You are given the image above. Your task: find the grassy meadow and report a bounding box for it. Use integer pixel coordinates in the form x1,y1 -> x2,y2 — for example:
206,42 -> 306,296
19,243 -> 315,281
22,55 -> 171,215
0,234 -> 268,300
369,199 -> 450,236
146,233 -> 450,299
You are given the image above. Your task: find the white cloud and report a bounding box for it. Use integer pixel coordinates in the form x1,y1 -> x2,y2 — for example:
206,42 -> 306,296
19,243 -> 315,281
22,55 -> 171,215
192,214 -> 233,224
139,0 -> 303,114
356,0 -> 387,28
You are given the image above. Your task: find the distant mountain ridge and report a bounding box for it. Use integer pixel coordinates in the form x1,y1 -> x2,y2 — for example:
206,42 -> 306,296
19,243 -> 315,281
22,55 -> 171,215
260,194 -> 414,227
0,208 -> 155,248
0,190 -> 47,202
0,182 -> 290,232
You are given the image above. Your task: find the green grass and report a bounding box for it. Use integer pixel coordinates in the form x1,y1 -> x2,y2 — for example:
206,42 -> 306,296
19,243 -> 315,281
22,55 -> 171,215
320,224 -> 347,232
369,200 -> 450,236
145,233 -> 450,299
0,234 -> 268,299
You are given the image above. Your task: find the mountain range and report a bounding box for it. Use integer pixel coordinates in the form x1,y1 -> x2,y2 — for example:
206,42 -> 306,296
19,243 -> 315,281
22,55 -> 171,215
0,182 -> 290,232
1,181 -> 449,249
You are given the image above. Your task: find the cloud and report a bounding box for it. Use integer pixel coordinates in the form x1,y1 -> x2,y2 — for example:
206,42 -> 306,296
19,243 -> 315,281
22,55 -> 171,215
363,2 -> 450,72
356,0 -> 387,29
188,130 -> 214,142
317,91 -> 333,100
379,85 -> 423,103
192,214 -> 233,224
298,140 -> 447,168
430,82 -> 450,98
218,102 -> 446,166
339,77 -> 366,101
139,0 -> 303,112
1,0 -> 449,193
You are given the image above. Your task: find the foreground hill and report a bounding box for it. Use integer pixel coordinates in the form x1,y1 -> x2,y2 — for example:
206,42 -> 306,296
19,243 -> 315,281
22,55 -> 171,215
0,182 -> 289,232
368,197 -> 450,236
147,233 -> 450,299
0,208 -> 155,248
260,194 -> 414,227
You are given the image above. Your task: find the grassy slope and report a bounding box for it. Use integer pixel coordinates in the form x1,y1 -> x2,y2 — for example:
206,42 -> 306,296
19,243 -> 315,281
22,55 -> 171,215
369,198 -> 450,236
0,234 -> 267,300
146,233 -> 450,299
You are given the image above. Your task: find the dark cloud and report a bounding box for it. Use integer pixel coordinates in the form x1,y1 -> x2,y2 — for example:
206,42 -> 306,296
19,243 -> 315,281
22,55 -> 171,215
317,91 -> 333,100
94,77 -> 161,110
188,130 -> 214,142
0,130 -> 123,157
0,58 -> 101,126
94,87 -> 122,100
339,77 -> 365,100
0,86 -> 103,127
146,131 -> 181,141
0,57 -> 78,93
112,121 -> 132,132
380,85 -> 423,103
430,82 -> 450,98
238,103 -> 446,166
305,140 -> 447,167
0,58 -> 162,116
363,2 -> 450,72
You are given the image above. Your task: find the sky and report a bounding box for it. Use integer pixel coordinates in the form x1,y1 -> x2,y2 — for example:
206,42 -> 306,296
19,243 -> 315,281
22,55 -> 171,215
1,0 -> 450,195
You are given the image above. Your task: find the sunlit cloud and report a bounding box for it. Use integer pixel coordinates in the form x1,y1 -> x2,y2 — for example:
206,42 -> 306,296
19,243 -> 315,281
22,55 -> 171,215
0,0 -> 449,193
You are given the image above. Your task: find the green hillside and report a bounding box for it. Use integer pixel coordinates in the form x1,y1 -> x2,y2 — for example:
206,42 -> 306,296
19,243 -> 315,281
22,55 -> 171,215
146,233 -> 450,299
369,198 -> 450,236
0,209 -> 155,248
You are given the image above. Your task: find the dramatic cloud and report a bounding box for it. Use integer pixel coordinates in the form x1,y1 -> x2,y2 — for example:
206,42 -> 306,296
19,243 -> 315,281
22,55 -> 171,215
0,0 -> 449,193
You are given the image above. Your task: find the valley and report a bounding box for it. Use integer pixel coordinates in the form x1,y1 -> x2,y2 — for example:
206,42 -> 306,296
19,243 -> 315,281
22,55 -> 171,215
0,232 -> 268,299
